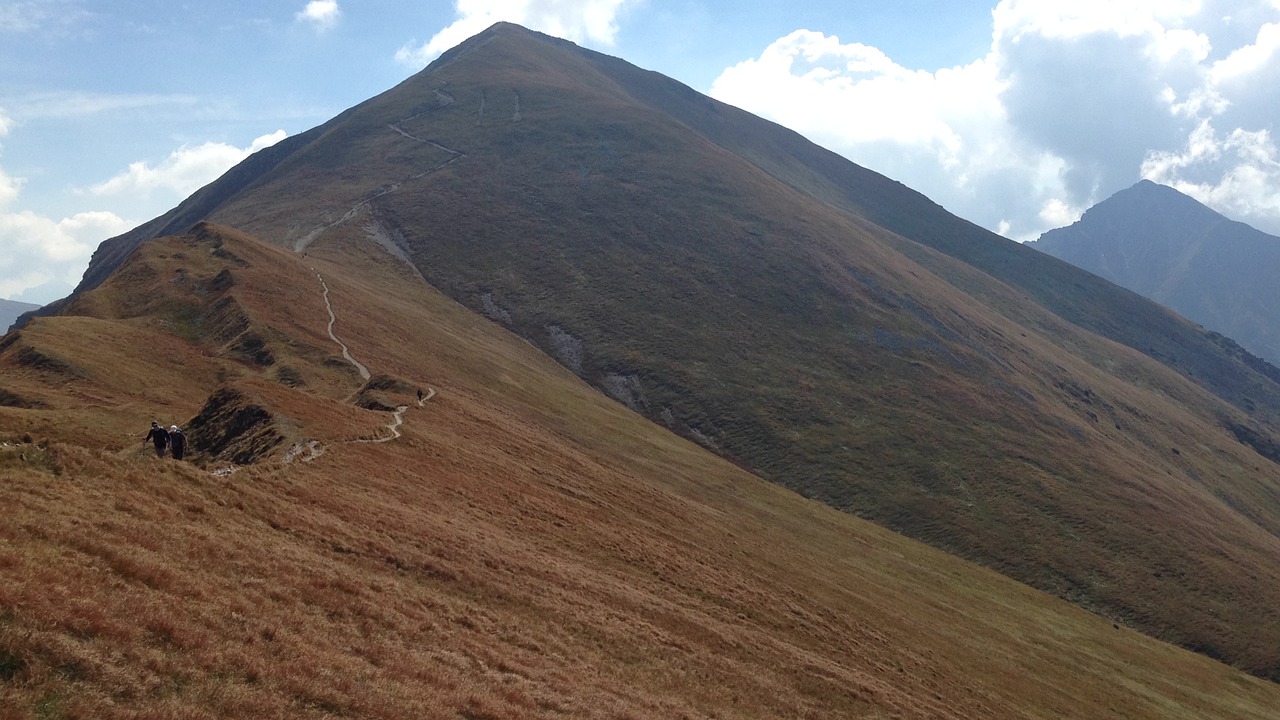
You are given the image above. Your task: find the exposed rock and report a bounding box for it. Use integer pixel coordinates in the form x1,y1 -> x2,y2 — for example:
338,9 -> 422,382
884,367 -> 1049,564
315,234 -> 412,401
15,346 -> 88,380
185,387 -> 285,465
1227,421 -> 1280,465
601,373 -> 647,411
274,366 -> 305,387
361,373 -> 417,395
480,293 -> 512,324
202,296 -> 251,345
0,388 -> 46,409
228,331 -> 275,367
205,268 -> 236,293
546,325 -> 583,374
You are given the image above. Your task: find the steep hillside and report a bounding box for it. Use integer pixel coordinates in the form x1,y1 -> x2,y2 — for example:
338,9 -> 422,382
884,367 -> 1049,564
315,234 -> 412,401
1030,179 -> 1280,366
47,24 -> 1280,678
4,224 -> 1280,718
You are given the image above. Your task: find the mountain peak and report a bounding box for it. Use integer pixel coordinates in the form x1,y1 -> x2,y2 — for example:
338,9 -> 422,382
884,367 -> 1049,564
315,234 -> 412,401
1079,179 -> 1223,226
1033,180 -> 1280,366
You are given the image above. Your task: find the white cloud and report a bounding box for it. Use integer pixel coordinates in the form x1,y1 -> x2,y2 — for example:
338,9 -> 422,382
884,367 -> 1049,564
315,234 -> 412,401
0,102 -> 152,300
1211,21 -> 1280,80
709,0 -> 1280,241
1038,197 -> 1085,228
1142,121 -> 1280,232
0,203 -> 132,302
712,31 -> 1007,171
0,130 -> 286,303
0,167 -> 22,208
711,28 -> 1060,239
397,0 -> 635,68
991,0 -> 1204,42
296,1 -> 341,33
90,130 -> 287,199
10,91 -> 200,121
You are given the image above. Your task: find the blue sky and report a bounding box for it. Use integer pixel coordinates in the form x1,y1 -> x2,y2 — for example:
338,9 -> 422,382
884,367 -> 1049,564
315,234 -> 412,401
3,1 -> 1280,304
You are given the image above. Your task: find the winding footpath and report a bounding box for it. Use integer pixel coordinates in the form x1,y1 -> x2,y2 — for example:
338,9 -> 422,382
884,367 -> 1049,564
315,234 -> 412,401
297,100 -> 459,449
316,270 -> 371,381
312,268 -> 435,447
355,404 -> 410,444
293,110 -> 466,254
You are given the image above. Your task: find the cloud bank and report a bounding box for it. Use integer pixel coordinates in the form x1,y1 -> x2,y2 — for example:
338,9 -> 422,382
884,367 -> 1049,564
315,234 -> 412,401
396,0 -> 635,68
710,0 -> 1280,239
90,130 -> 287,199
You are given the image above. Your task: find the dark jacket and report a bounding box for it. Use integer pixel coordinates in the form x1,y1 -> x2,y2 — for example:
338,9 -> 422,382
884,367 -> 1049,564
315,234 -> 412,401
145,426 -> 170,448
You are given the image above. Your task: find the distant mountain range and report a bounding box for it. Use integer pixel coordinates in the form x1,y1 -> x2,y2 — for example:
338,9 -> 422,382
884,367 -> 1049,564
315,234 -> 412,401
12,22 -> 1280,692
0,298 -> 40,334
1030,179 -> 1280,366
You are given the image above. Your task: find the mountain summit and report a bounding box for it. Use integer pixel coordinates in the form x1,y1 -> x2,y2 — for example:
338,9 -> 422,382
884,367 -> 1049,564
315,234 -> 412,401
25,23 -> 1280,682
1031,179 -> 1280,366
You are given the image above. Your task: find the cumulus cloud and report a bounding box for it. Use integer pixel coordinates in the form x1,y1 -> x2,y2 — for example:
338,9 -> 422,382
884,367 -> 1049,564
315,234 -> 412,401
90,130 -> 287,199
296,0 -> 341,33
396,0 -> 635,68
0,167 -> 22,209
710,0 -> 1280,240
1142,121 -> 1280,227
1,132 -> 129,301
0,198 -> 132,303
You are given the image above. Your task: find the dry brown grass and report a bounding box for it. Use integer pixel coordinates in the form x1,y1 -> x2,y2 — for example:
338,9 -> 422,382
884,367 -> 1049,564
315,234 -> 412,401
2,226 -> 1279,718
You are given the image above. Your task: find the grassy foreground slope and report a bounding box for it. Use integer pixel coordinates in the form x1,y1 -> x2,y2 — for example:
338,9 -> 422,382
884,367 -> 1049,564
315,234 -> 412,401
2,225 -> 1278,718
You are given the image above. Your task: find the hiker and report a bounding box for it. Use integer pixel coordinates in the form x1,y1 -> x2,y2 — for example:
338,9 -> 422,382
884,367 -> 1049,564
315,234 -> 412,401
144,421 -> 170,457
417,388 -> 424,403
169,425 -> 187,461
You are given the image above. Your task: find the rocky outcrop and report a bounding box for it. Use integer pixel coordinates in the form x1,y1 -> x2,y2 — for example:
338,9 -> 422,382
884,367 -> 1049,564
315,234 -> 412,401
185,387 -> 285,465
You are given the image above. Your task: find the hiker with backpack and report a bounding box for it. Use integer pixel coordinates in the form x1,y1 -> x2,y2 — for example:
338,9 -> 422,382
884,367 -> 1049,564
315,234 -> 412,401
144,421 -> 170,457
168,425 -> 188,460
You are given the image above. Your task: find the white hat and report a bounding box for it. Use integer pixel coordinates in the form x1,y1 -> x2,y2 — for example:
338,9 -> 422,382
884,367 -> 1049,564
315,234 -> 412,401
170,425 -> 179,433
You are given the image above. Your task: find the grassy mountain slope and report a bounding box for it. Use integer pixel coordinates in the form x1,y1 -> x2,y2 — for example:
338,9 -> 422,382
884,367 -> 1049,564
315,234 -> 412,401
4,224 -> 1280,718
48,24 -> 1280,678
1030,179 -> 1280,367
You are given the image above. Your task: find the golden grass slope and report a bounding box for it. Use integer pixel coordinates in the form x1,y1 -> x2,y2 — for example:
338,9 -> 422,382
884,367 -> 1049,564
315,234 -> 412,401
2,224 -> 1279,718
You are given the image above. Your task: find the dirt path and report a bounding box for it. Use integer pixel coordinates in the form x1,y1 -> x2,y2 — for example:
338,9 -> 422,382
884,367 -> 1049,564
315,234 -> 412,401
356,404 -> 410,444
311,268 -> 438,448
315,270 -> 370,381
294,114 -> 466,254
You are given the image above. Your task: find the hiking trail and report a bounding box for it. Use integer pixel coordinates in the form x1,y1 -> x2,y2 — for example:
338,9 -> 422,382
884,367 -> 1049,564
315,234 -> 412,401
315,270 -> 370,381
355,404 -> 410,444
311,268 -> 436,448
294,106 -> 466,254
